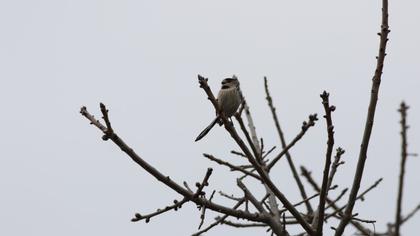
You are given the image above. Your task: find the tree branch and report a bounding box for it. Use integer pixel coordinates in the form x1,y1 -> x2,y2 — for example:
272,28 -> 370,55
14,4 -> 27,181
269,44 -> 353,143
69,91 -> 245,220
394,102 -> 409,236
279,185 -> 338,214
198,75 -> 315,235
400,203 -> 420,225
80,105 -> 269,223
267,114 -> 318,170
334,0 -> 390,234
314,91 -> 336,236
191,199 -> 245,236
198,190 -> 216,229
327,148 -> 345,191
237,88 -> 285,236
220,219 -> 268,228
301,166 -> 375,235
264,77 -> 314,215
237,179 -> 268,214
131,198 -> 188,223
203,154 -> 262,180
325,188 -> 348,211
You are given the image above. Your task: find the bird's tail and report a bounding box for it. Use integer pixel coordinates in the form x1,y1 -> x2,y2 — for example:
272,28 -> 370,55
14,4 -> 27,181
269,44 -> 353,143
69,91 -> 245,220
195,117 -> 220,142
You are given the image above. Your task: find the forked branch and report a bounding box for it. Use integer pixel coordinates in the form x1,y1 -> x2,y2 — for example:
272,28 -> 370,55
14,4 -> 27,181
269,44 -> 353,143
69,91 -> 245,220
80,105 -> 269,223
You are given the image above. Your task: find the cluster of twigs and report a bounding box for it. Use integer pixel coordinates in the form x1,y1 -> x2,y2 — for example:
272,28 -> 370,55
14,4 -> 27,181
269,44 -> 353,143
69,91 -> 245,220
80,0 -> 418,235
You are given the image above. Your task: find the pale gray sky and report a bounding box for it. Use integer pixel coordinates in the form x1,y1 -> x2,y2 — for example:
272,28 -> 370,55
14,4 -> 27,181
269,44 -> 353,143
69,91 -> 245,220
0,1 -> 419,235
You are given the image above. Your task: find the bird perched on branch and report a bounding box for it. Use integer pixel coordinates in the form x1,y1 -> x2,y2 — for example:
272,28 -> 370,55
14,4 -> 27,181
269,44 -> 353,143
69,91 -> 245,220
195,76 -> 242,142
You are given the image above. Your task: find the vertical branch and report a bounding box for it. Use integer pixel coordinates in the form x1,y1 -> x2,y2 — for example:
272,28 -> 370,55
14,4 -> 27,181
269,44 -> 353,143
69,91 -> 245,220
314,91 -> 335,236
394,102 -> 409,236
264,77 -> 314,215
334,0 -> 389,235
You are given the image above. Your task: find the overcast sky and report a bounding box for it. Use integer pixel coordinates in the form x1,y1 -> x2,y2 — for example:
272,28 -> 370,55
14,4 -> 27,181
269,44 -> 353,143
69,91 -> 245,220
1,1 -> 419,235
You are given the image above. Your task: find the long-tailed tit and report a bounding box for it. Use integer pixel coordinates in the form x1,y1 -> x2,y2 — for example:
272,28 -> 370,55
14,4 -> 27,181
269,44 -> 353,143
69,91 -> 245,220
195,76 -> 241,142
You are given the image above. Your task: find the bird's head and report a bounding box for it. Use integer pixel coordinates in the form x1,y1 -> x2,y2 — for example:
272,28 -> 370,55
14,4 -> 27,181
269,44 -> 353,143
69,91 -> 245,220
221,75 -> 240,89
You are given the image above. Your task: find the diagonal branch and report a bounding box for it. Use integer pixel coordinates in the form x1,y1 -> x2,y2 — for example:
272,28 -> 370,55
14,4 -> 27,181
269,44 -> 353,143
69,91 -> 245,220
400,203 -> 420,225
334,0 -> 390,234
264,77 -> 314,215
131,198 -> 188,223
263,146 -> 277,159
81,105 -> 269,223
325,188 -> 348,211
279,185 -> 338,214
267,114 -> 318,170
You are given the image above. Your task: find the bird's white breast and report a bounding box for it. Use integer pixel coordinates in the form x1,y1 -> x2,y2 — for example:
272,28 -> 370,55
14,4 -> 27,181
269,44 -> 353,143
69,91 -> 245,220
217,87 -> 241,117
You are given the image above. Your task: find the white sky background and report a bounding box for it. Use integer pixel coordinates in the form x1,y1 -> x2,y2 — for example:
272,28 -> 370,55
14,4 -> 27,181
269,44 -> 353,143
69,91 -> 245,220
0,0 -> 419,235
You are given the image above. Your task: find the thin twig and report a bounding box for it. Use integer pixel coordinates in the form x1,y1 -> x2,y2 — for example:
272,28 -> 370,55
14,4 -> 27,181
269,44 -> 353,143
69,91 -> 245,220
219,191 -> 243,202
401,203 -> 420,225
260,194 -> 270,205
279,185 -> 338,214
231,150 -> 247,158
203,154 -> 261,180
129,170 -> 212,224
351,215 -> 376,224
325,188 -> 348,211
394,102 -> 409,236
131,198 -> 188,223
263,146 -> 277,159
220,219 -> 268,228
80,106 -> 107,132
334,0 -> 390,234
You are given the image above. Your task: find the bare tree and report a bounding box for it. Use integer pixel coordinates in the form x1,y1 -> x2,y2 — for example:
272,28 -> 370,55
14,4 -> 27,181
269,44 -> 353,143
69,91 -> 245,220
80,0 -> 419,235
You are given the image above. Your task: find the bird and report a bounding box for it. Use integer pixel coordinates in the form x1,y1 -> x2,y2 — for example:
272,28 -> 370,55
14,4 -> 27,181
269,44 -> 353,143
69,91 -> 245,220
195,76 -> 242,142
